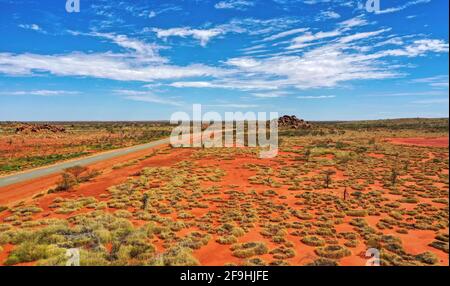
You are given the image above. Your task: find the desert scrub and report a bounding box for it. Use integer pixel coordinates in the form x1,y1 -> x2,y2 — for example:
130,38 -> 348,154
415,252 -> 438,265
344,240 -> 359,248
151,246 -> 199,266
301,235 -> 325,247
345,209 -> 368,217
4,241 -> 66,265
231,242 -> 268,258
292,210 -> 313,220
315,245 -> 351,259
216,235 -> 238,245
429,240 -> 449,253
114,210 -> 132,218
179,232 -> 210,250
269,246 -> 296,259
243,257 -> 267,266
306,258 -> 339,266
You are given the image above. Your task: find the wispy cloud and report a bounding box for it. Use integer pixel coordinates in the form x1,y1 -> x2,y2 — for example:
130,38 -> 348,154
114,90 -> 182,106
376,0 -> 431,15
0,90 -> 79,96
207,103 -> 259,108
297,95 -> 336,99
251,91 -> 289,98
316,10 -> 341,21
214,0 -> 255,10
412,75 -> 449,88
18,24 -> 45,33
0,51 -> 227,81
152,27 -> 225,46
412,98 -> 449,104
366,91 -> 448,97
261,28 -> 309,42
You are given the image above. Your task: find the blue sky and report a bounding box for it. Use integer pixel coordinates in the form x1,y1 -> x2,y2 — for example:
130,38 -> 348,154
0,0 -> 448,121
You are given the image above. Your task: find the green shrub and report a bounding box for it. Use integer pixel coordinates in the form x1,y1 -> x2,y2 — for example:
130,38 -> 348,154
346,210 -> 368,217
216,235 -> 238,245
315,245 -> 351,259
151,246 -> 199,266
306,258 -> 339,266
301,235 -> 325,247
4,242 -> 65,265
269,246 -> 295,259
231,242 -> 268,258
415,252 -> 438,265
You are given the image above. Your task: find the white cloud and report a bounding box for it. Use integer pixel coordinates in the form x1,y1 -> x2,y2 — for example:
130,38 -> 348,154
379,39 -> 449,57
287,29 -> 341,49
412,98 -> 449,104
89,32 -> 166,62
207,104 -> 259,108
297,95 -> 336,99
170,80 -> 279,90
18,24 -> 45,33
366,91 -> 448,97
214,0 -> 255,10
338,28 -> 391,44
376,0 -> 431,14
412,75 -> 449,88
0,90 -> 79,96
251,91 -> 289,98
170,81 -> 220,88
338,15 -> 368,30
152,27 -> 224,46
261,28 -> 309,42
114,90 -> 182,106
316,10 -> 341,21
1,18 -> 448,96
0,52 -> 227,81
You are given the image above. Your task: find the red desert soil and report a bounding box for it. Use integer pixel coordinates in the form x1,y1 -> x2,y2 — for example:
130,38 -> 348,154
385,137 -> 449,148
0,139 -> 448,266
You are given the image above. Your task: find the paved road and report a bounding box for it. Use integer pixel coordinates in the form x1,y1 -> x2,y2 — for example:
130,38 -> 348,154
0,137 -> 170,188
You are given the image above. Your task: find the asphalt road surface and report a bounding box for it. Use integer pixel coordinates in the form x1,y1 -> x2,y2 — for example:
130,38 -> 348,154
0,137 -> 170,188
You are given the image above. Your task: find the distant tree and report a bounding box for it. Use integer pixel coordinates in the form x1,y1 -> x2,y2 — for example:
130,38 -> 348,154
390,168 -> 398,186
323,169 -> 336,188
54,173 -> 77,192
304,148 -> 311,162
64,165 -> 88,181
142,193 -> 149,210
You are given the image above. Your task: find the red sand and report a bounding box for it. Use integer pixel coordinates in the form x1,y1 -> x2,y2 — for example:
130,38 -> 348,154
385,137 -> 448,148
0,138 -> 448,266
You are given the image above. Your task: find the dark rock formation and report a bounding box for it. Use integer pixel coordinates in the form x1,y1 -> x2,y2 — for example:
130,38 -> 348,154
15,124 -> 66,134
278,115 -> 312,129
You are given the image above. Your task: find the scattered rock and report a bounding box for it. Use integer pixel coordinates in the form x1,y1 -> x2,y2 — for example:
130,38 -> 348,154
278,115 -> 312,129
15,124 -> 66,134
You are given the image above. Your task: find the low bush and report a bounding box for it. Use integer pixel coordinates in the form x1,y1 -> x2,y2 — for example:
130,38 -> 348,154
315,245 -> 351,259
231,242 -> 268,258
301,235 -> 325,247
305,258 -> 339,266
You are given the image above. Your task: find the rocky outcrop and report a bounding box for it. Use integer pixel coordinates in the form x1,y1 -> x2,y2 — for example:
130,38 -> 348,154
278,115 -> 312,129
15,124 -> 66,134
